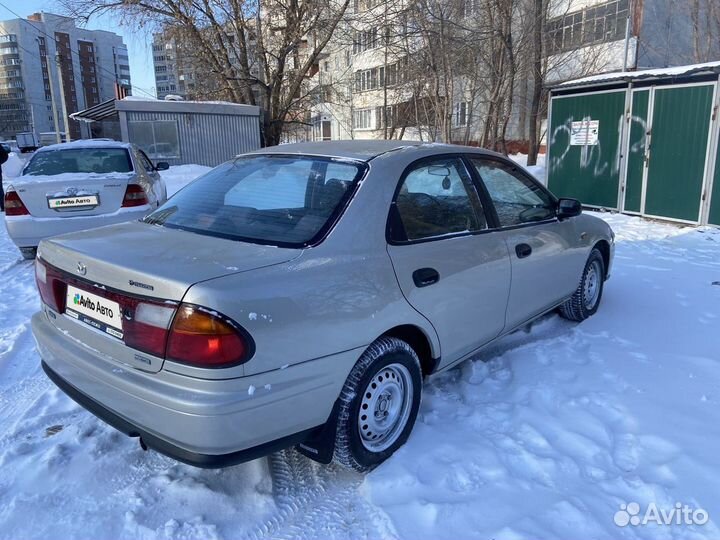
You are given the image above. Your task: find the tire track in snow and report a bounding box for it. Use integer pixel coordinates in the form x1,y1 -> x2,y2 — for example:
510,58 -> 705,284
246,450 -> 397,540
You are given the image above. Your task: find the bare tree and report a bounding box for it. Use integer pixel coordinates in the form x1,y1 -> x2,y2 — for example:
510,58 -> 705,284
61,0 -> 353,146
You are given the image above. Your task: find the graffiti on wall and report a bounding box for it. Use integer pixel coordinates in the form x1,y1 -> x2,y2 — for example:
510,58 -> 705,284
549,114 -> 646,179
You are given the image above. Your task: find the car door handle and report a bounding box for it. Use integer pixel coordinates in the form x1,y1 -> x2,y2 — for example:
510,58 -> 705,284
515,243 -> 532,259
413,268 -> 440,288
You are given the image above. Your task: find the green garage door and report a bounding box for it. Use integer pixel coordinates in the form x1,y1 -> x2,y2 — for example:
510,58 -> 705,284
645,84 -> 714,222
623,89 -> 649,213
548,91 -> 626,208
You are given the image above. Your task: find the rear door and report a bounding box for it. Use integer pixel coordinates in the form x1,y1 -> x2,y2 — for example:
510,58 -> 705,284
387,156 -> 511,366
467,157 -> 584,329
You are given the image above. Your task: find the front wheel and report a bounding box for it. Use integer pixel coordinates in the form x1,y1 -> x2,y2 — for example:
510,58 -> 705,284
559,248 -> 605,322
332,337 -> 422,472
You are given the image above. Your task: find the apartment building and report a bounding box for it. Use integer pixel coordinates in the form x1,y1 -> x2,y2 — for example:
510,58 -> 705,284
546,0 -> 720,83
310,0 -> 720,145
151,31 -> 194,100
151,27 -> 265,104
0,12 -> 131,141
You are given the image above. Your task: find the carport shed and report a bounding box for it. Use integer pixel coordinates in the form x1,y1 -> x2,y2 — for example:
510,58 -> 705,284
72,98 -> 261,167
546,61 -> 720,226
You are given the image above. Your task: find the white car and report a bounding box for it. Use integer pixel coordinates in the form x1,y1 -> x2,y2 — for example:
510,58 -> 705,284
4,140 -> 168,259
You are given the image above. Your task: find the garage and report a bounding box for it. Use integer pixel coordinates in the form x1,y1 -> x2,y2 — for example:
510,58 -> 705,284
547,61 -> 720,226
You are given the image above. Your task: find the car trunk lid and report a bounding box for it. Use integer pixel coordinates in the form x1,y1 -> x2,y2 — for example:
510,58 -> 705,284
11,172 -> 133,218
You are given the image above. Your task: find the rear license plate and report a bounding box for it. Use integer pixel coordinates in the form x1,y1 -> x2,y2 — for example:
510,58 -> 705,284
48,194 -> 99,209
65,285 -> 124,339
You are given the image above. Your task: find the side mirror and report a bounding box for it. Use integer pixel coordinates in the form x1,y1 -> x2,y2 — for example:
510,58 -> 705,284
154,161 -> 170,171
557,198 -> 582,219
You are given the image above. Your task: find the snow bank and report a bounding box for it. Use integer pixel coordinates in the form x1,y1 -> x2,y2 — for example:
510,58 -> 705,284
160,164 -> 212,197
510,153 -> 547,185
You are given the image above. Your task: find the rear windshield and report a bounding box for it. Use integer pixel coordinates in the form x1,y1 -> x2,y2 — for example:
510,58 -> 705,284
144,154 -> 365,246
23,148 -> 133,176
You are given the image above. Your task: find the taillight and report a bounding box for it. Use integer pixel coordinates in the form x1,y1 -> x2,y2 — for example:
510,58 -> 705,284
5,190 -> 29,216
166,304 -> 251,367
124,302 -> 176,358
121,184 -> 148,207
36,258 -> 64,312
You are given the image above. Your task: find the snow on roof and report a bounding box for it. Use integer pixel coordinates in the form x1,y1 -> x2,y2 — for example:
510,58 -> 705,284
120,96 -> 245,106
36,139 -> 132,152
555,61 -> 720,89
116,97 -> 260,116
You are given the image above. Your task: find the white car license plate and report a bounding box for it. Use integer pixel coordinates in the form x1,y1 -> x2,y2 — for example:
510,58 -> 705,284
65,285 -> 124,339
48,194 -> 99,209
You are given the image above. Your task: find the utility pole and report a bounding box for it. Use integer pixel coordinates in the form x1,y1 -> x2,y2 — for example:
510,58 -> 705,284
55,52 -> 72,142
45,53 -> 62,144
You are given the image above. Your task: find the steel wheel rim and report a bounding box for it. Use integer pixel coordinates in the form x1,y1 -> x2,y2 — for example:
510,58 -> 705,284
358,363 -> 413,452
583,260 -> 602,310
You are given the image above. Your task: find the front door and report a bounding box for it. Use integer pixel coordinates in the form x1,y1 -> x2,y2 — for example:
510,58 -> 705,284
468,157 -> 584,330
387,156 -> 511,366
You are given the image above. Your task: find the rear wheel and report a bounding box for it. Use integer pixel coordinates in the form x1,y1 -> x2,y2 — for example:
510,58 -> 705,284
332,337 -> 422,472
19,247 -> 37,260
559,248 -> 605,322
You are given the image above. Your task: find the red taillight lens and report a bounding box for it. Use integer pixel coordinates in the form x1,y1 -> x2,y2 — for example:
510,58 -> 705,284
36,259 -> 65,312
166,304 -> 250,367
5,190 -> 30,216
121,184 -> 148,207
124,302 -> 176,358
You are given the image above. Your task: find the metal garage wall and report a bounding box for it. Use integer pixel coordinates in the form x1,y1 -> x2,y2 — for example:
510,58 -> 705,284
623,89 -> 650,213
125,111 -> 260,167
548,90 -> 626,209
643,83 -> 715,222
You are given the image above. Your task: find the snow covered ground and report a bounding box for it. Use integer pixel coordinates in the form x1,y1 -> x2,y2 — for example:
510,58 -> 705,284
0,164 -> 719,540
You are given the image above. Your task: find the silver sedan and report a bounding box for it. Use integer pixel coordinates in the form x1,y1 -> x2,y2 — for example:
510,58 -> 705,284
32,141 -> 614,471
4,140 -> 167,259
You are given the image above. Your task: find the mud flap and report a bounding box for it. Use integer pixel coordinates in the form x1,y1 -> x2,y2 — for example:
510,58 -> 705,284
295,399 -> 341,464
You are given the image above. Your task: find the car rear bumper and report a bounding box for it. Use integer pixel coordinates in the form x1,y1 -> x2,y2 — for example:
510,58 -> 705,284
5,205 -> 152,248
32,310 -> 355,467
41,360 -> 315,467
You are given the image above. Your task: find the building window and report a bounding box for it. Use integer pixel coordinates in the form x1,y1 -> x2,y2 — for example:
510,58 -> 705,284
353,108 -> 374,130
454,101 -> 468,127
128,120 -> 181,159
352,28 -> 379,54
546,0 -> 629,55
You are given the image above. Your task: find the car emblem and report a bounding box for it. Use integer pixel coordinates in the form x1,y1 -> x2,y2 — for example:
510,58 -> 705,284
67,187 -> 78,196
77,261 -> 87,276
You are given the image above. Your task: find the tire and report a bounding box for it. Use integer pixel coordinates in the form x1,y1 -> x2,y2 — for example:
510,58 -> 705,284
559,248 -> 605,322
19,247 -> 37,260
332,337 -> 422,472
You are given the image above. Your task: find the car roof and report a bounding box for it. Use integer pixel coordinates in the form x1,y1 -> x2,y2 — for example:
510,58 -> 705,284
36,139 -> 132,153
250,140 -> 507,162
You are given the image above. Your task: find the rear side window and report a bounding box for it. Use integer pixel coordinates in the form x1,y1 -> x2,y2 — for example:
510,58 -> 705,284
470,159 -> 555,226
144,155 -> 365,246
23,148 -> 133,176
390,157 -> 487,242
